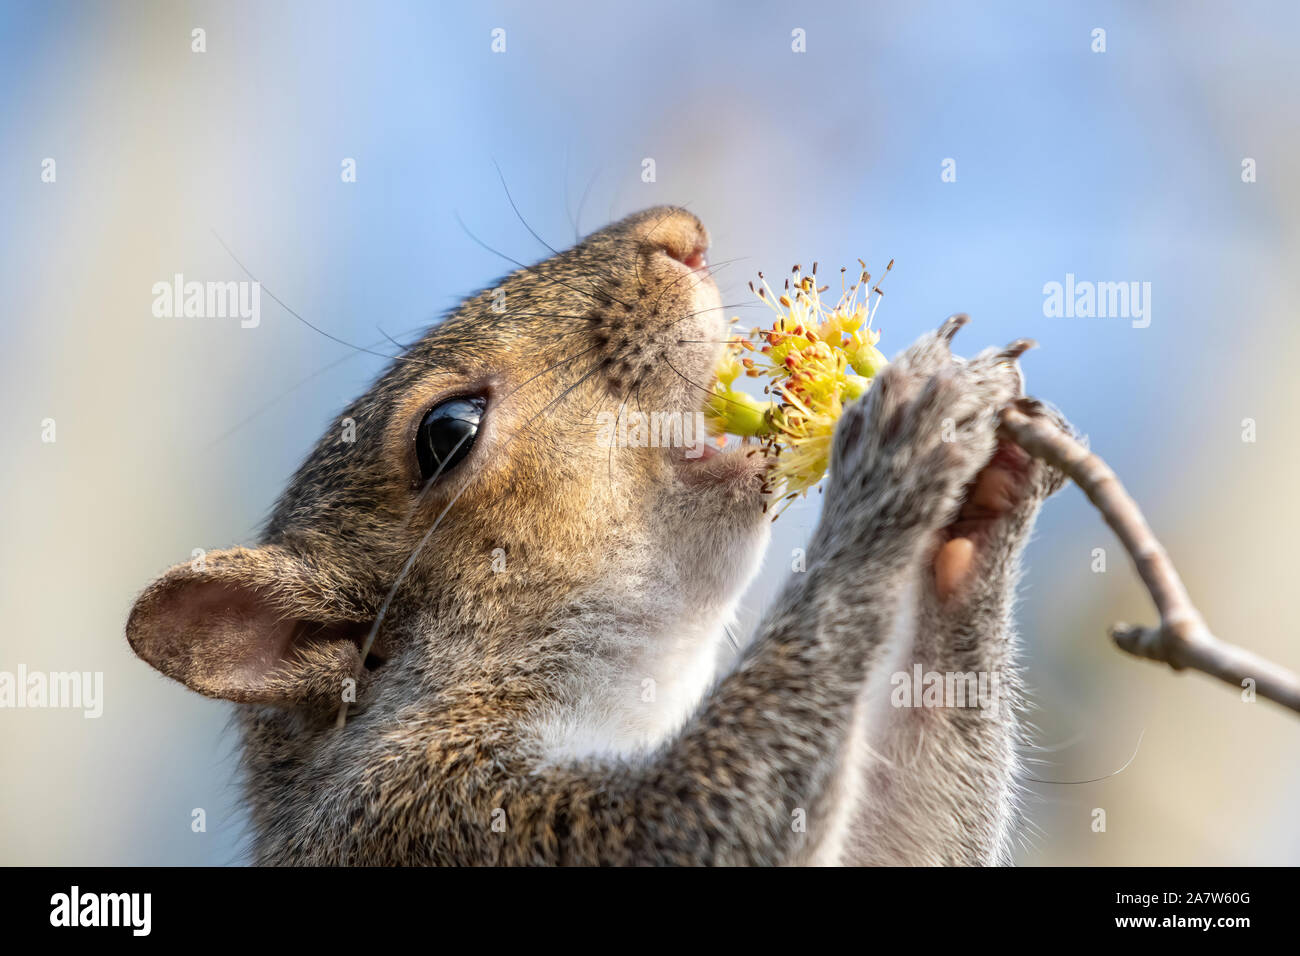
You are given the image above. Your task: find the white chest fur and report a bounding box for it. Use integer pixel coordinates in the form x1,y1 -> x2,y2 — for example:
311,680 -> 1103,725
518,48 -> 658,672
528,615 -> 736,765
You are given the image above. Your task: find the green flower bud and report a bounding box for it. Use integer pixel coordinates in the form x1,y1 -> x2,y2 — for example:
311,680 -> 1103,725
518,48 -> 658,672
842,374 -> 872,402
847,343 -> 888,379
706,388 -> 773,438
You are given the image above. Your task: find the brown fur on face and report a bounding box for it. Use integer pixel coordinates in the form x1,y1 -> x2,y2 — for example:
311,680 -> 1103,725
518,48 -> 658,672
128,207 -> 773,861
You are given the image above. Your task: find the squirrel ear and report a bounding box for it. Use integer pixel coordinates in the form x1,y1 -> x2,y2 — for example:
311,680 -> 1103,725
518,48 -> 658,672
126,546 -> 372,706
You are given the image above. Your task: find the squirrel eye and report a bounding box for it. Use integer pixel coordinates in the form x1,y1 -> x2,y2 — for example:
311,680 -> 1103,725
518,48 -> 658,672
415,396 -> 485,483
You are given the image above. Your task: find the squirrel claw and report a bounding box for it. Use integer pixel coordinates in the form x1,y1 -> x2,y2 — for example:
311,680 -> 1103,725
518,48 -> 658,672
938,313 -> 969,344
1000,338 -> 1037,360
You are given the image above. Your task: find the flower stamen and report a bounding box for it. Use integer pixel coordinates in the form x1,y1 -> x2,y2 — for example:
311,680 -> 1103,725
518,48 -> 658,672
705,260 -> 892,517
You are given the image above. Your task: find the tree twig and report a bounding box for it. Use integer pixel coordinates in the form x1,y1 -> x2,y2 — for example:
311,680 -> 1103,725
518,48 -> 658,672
998,400 -> 1300,715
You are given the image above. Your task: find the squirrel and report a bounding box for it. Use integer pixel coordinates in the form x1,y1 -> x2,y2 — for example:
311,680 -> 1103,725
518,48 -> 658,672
127,206 -> 1071,865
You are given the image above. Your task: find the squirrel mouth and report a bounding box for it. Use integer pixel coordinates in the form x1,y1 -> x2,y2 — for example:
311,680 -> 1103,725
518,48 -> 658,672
671,435 -> 766,488
691,442 -> 719,461
674,445 -> 764,487
667,365 -> 769,488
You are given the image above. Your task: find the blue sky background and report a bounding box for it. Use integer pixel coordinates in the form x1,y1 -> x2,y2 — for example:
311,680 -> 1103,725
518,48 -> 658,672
2,0 -> 1298,864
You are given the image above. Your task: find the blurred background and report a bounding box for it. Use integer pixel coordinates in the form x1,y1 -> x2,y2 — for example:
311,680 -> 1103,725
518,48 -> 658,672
2,0 -> 1297,864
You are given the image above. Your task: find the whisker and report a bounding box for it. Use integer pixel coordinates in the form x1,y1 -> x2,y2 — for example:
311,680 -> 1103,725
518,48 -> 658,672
562,149 -> 577,243
211,230 -> 440,370
339,349 -> 606,728
376,325 -> 415,351
337,425 -> 475,729
661,355 -> 747,410
651,255 -> 714,315
455,212 -> 635,310
1024,730 -> 1145,785
209,332 -> 406,449
494,159 -> 560,256
574,167 -> 600,242
660,258 -> 749,328
498,341 -> 600,404
605,381 -> 636,489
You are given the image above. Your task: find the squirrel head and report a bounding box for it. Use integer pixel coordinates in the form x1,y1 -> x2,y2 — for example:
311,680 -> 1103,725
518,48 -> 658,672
127,207 -> 770,722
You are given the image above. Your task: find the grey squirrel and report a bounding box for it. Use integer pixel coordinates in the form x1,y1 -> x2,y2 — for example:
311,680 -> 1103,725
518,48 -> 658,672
127,206 -> 1070,864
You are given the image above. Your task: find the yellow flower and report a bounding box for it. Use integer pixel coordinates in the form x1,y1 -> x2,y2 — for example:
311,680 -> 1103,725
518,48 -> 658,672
705,260 -> 891,515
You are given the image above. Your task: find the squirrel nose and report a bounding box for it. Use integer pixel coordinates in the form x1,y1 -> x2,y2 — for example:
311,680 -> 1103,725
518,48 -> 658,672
674,245 -> 708,271
626,206 -> 710,271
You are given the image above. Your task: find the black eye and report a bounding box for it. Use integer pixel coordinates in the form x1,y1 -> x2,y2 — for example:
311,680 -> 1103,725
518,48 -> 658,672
415,397 -> 485,483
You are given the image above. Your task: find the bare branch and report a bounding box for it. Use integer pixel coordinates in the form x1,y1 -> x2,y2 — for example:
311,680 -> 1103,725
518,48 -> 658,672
998,400 -> 1300,715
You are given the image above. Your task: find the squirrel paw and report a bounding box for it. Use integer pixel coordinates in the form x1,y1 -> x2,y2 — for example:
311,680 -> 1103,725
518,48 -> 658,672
930,352 -> 1079,605
827,315 -> 1022,539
